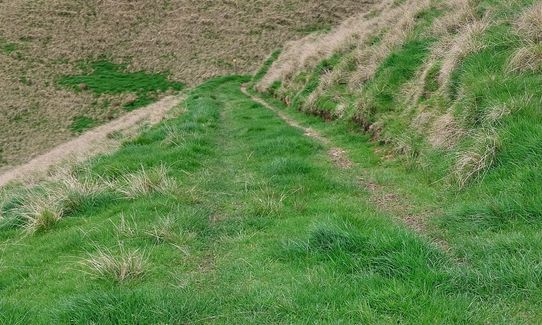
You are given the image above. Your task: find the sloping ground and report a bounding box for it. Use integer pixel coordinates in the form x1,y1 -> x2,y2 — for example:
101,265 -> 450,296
1,77 -> 541,323
0,0 -> 376,168
0,94 -> 183,187
256,0 -> 542,255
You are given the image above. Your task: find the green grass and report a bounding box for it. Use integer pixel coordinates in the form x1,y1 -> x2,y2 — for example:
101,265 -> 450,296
59,61 -> 184,111
251,50 -> 281,86
70,116 -> 97,134
245,0 -> 542,321
0,37 -> 17,54
1,76 -> 541,323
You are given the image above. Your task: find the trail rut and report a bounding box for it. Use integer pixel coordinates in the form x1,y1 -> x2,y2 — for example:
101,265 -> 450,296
241,85 -> 450,252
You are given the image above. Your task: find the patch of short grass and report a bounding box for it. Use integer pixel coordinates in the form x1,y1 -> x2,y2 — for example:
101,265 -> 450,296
59,60 -> 184,111
70,116 -> 97,134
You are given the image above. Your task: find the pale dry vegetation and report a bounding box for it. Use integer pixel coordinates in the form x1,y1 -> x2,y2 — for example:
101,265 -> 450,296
0,0 -> 376,169
257,0 -> 428,91
82,245 -> 146,282
509,1 -> 542,72
116,164 -> 177,199
257,0 -> 527,186
4,170 -> 103,233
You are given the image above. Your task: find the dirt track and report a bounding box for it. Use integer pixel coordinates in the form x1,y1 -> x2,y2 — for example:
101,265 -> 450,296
0,95 -> 183,187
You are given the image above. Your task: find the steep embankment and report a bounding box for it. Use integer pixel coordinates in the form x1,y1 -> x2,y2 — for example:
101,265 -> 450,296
0,0 -> 376,168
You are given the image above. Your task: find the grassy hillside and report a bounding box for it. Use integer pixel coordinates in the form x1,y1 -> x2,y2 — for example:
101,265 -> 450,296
1,0 -> 542,323
0,0 -> 375,168
256,0 -> 542,262
0,76 -> 539,324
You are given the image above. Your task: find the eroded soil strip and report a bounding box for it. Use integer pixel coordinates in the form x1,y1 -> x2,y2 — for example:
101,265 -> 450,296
0,95 -> 183,187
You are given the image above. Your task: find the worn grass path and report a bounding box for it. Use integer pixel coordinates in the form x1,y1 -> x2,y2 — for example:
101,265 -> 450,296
1,77 -> 539,323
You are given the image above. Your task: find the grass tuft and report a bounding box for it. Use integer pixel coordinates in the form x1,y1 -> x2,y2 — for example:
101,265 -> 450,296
82,245 -> 146,283
117,164 -> 177,199
516,1 -> 542,43
145,217 -> 178,244
454,129 -> 500,188
15,193 -> 64,234
508,42 -> 542,72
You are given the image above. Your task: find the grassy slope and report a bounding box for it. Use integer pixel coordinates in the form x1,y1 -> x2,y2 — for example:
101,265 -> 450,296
250,0 -> 542,321
0,0 -> 375,167
1,77 -> 540,323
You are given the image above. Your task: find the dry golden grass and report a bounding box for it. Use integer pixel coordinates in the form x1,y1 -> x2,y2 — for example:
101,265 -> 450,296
509,43 -> 542,72
6,169 -> 104,233
257,0 -> 395,91
15,192 -> 64,234
428,113 -> 465,149
262,0 -> 431,118
509,3 -> 542,72
349,0 -> 432,89
438,19 -> 489,90
431,0 -> 479,36
516,1 -> 542,42
82,245 -> 146,282
454,129 -> 500,188
0,0 -> 375,168
116,164 -> 177,199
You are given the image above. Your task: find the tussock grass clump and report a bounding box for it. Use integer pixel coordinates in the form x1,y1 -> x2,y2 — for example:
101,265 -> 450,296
428,113 -> 465,149
509,2 -> 542,72
508,43 -> 542,72
117,164 -> 177,199
145,217 -> 178,244
161,125 -> 187,147
14,193 -> 64,234
431,0 -> 479,35
114,214 -> 139,238
516,1 -> 542,43
2,171 -> 104,233
454,129 -> 500,188
52,171 -> 105,215
83,246 -> 146,283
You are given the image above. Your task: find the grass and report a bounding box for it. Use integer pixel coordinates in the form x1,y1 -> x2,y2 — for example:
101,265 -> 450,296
248,0 -> 542,321
59,61 -> 184,111
0,0 -> 371,167
1,0 -> 542,322
0,38 -> 17,54
0,76 -> 541,323
70,116 -> 97,134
